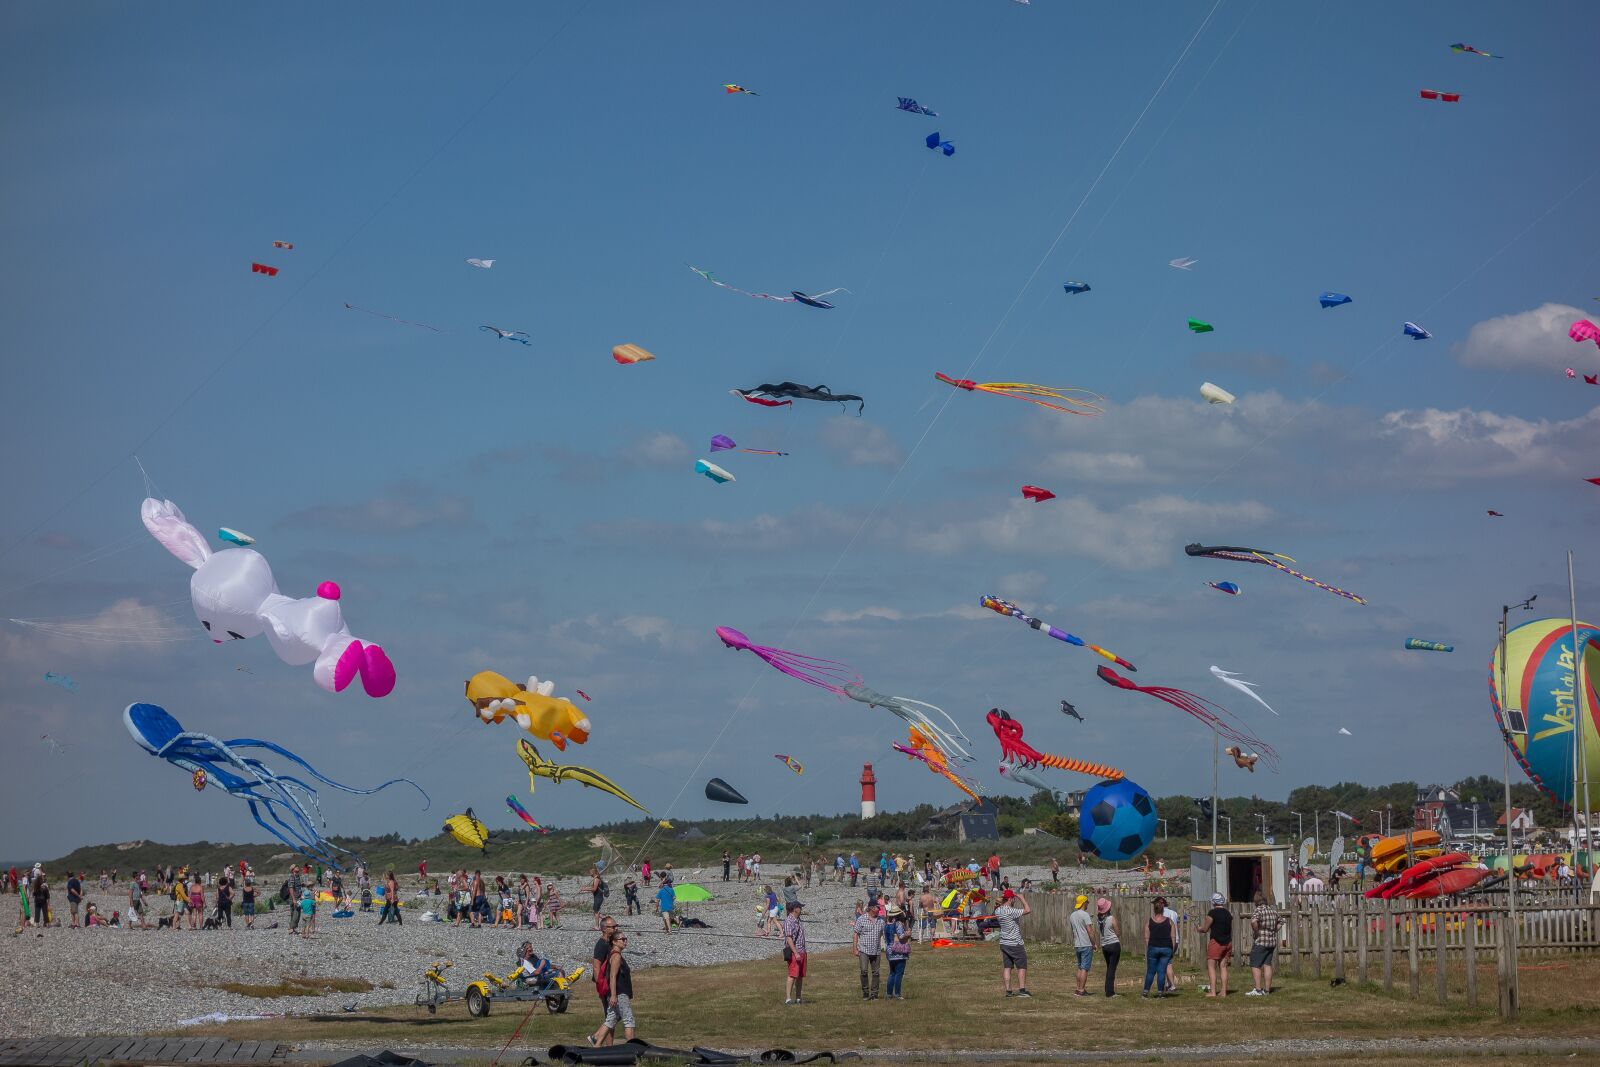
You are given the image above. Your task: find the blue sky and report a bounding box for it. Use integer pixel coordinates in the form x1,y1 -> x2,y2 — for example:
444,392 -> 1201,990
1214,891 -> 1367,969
3,1 -> 1598,859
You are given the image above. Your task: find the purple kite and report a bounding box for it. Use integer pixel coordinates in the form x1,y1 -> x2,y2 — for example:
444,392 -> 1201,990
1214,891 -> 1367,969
715,627 -> 860,695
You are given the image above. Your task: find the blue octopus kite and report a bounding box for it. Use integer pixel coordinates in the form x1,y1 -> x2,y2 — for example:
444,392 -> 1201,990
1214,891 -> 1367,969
124,702 -> 429,868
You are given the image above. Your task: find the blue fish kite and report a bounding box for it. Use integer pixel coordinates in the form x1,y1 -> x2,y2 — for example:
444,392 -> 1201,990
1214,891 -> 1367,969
925,132 -> 955,157
43,671 -> 78,692
1205,581 -> 1241,596
1403,322 -> 1432,340
1062,281 -> 1091,295
1319,292 -> 1352,308
897,97 -> 938,117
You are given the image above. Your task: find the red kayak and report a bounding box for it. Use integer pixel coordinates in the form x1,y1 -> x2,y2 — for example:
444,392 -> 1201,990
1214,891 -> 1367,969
1404,865 -> 1490,900
1391,852 -> 1471,892
1365,876 -> 1402,899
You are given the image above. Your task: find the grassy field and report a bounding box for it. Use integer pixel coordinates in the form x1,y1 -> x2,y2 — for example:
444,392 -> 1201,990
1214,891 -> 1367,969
169,942 -> 1600,1061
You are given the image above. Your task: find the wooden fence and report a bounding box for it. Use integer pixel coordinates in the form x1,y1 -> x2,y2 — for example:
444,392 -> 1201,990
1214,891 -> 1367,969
1022,892 -> 1599,1016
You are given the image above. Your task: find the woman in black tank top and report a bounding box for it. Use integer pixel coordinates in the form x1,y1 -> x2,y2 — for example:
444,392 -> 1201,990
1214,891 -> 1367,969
1142,900 -> 1175,996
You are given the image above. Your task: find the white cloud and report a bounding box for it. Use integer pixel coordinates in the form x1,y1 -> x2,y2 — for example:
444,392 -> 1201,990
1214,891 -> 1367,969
1381,405 -> 1600,483
896,495 -> 1274,570
818,605 -> 904,623
997,571 -> 1048,598
1454,303 -> 1587,372
632,432 -> 691,467
819,419 -> 903,469
282,484 -> 470,533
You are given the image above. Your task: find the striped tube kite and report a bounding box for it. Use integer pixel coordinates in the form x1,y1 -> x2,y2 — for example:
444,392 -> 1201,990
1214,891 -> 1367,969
1571,320 -> 1600,348
1096,666 -> 1279,768
1419,89 -> 1461,102
612,344 -> 656,364
1184,543 -> 1366,605
935,373 -> 1102,415
505,794 -> 550,834
986,709 -> 1124,779
979,595 -> 1135,670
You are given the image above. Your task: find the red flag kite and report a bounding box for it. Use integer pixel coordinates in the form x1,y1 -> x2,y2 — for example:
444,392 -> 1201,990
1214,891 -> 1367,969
251,263 -> 279,277
1419,89 -> 1461,102
1020,485 -> 1056,503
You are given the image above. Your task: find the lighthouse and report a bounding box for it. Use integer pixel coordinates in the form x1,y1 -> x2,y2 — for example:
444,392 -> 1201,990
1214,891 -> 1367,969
860,763 -> 877,820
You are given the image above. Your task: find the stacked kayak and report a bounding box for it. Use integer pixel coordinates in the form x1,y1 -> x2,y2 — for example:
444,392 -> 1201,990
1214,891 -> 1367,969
1369,830 -> 1443,874
1364,849 -> 1490,900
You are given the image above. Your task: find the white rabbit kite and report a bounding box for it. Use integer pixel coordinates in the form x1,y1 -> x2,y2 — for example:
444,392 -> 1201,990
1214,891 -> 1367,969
141,498 -> 396,697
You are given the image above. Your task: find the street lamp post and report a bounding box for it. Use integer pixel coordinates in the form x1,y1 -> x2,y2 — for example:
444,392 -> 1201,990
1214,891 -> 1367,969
1314,811 -> 1322,856
1222,816 -> 1232,843
1497,592 -> 1537,1019
1369,809 -> 1383,838
1158,818 -> 1168,842
1188,816 -> 1200,838
1292,811 -> 1304,845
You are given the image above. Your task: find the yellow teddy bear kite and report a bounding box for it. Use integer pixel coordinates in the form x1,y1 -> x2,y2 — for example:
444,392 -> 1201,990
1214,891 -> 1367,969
464,671 -> 592,750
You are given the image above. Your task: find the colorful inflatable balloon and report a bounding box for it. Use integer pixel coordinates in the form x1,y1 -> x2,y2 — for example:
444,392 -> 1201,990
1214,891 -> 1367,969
1489,617 -> 1600,806
466,671 -> 591,749
1080,778 -> 1157,861
142,498 -> 396,697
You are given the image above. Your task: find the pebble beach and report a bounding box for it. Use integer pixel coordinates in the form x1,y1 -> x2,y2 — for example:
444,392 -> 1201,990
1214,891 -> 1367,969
4,863 -> 1124,1038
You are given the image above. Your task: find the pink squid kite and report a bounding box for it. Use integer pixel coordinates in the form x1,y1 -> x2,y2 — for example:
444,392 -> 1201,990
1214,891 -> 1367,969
1096,666 -> 1278,769
715,627 -> 861,695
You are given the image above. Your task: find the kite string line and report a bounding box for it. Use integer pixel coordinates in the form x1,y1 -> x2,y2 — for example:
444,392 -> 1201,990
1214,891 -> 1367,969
0,0 -> 597,577
806,0 -> 1228,532
630,6 -> 1226,859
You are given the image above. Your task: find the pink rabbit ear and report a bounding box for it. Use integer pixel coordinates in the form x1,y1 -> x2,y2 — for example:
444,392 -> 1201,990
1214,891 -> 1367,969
141,498 -> 212,569
332,640 -> 364,693
360,644 -> 396,698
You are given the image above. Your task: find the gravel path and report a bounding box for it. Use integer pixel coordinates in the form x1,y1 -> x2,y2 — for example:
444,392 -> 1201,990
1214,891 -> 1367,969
3,864 -> 1101,1038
